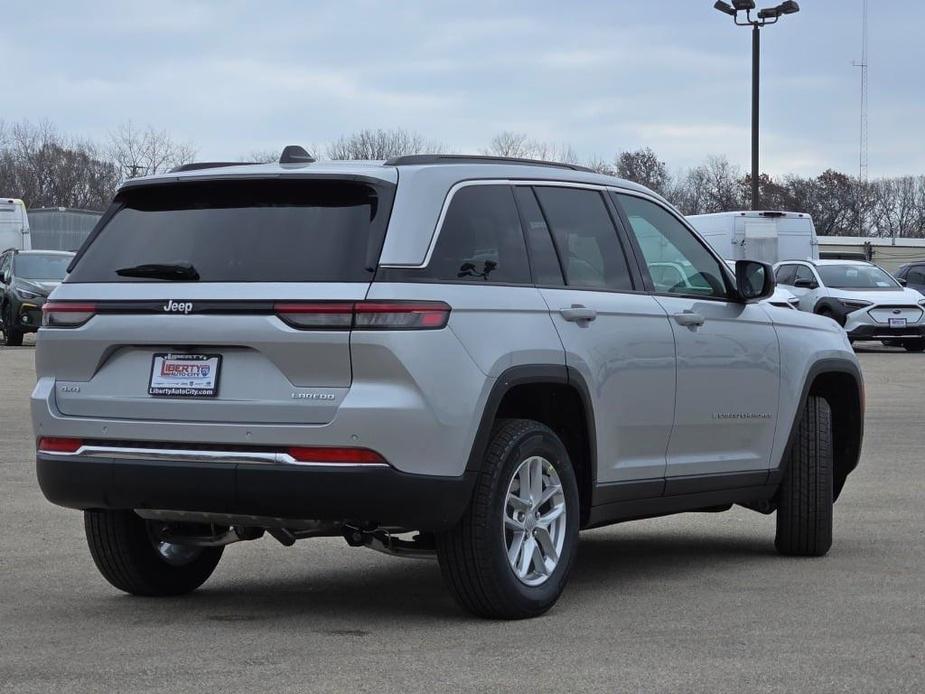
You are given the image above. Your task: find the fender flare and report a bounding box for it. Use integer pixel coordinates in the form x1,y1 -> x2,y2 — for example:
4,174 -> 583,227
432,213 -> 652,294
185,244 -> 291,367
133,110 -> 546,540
464,364 -> 597,484
769,357 -> 864,500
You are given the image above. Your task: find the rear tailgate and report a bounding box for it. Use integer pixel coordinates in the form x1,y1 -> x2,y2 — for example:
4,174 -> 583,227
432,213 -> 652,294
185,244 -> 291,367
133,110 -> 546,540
41,176 -> 394,425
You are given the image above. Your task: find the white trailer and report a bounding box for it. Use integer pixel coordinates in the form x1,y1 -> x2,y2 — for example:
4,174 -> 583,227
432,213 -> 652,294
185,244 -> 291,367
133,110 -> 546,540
0,198 -> 31,252
687,210 -> 818,265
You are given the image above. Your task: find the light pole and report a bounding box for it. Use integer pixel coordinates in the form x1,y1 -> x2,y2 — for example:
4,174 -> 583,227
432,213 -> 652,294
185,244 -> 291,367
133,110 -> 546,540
713,1 -> 800,210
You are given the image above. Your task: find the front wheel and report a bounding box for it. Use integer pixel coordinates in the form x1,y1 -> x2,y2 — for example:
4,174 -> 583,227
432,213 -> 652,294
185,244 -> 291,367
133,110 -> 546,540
84,510 -> 223,596
437,419 -> 580,619
775,396 -> 834,556
1,305 -> 23,346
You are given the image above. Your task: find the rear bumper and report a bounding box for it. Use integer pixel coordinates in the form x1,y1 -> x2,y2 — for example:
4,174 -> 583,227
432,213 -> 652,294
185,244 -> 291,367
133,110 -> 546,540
848,324 -> 925,341
36,454 -> 476,531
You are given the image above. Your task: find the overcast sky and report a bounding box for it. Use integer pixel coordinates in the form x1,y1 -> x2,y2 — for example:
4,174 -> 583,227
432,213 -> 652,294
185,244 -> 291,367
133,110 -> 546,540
2,1 -> 921,178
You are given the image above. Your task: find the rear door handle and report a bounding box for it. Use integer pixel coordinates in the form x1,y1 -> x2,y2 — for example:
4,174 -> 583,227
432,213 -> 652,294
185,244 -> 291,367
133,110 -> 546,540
673,310 -> 705,327
559,305 -> 597,322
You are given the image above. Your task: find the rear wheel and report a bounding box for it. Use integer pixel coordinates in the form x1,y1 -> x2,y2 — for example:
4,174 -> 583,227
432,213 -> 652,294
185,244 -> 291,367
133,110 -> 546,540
1,304 -> 23,346
775,396 -> 834,556
436,419 -> 580,619
84,510 -> 223,596
902,339 -> 925,352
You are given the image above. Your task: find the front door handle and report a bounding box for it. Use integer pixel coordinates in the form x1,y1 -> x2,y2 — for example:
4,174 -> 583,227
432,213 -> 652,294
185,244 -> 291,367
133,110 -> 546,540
673,310 -> 705,327
559,305 -> 597,322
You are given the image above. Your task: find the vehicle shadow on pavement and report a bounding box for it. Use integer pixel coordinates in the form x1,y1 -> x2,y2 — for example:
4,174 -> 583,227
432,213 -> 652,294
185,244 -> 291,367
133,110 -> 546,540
65,530 -> 776,624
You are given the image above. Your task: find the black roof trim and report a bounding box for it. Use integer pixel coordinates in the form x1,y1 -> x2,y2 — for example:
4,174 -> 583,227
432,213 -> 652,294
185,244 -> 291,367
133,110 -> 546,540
383,154 -> 596,173
169,162 -> 256,173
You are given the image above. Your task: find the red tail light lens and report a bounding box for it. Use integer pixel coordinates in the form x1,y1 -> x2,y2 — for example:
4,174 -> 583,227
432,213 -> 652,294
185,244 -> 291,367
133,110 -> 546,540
274,301 -> 450,330
42,302 -> 96,327
274,302 -> 354,329
38,437 -> 84,453
353,301 -> 451,329
286,446 -> 387,465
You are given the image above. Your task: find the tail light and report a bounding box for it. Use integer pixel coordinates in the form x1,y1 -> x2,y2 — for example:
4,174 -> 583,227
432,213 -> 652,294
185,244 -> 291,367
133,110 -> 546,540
38,437 -> 84,453
42,302 -> 96,327
286,446 -> 387,465
274,300 -> 450,330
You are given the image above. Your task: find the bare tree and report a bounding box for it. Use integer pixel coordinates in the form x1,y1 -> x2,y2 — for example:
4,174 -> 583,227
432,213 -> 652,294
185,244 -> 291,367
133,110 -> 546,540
0,120 -> 119,209
615,148 -> 671,196
483,131 -> 578,163
326,129 -> 440,160
108,122 -> 196,179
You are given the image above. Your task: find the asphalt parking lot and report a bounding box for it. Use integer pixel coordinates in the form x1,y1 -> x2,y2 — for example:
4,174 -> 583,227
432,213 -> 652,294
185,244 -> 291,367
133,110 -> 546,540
1,339 -> 922,693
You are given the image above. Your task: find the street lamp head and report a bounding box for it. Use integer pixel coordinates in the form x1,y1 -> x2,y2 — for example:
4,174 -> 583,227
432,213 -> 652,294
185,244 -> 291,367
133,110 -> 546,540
778,1 -> 800,14
757,7 -> 780,19
713,1 -> 737,16
731,0 -> 756,10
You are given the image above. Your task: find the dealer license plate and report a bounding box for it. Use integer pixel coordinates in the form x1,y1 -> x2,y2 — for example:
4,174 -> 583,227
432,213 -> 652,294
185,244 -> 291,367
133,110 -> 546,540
889,318 -> 907,329
149,353 -> 222,398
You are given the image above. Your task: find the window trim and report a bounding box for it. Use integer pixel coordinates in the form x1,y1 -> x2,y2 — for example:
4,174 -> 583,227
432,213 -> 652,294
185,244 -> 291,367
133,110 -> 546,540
609,189 -> 741,304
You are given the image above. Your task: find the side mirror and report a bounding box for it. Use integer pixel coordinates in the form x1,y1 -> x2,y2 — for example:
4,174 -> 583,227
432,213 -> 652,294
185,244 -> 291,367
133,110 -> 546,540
793,277 -> 818,289
897,278 -> 907,286
735,260 -> 775,302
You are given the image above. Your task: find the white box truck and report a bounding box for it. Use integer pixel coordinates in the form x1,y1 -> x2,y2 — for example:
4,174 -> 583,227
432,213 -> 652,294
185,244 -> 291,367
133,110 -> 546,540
687,210 -> 818,265
0,198 -> 31,252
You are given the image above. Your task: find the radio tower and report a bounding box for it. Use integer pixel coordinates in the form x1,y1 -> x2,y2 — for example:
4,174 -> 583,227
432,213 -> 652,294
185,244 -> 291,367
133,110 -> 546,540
852,0 -> 869,235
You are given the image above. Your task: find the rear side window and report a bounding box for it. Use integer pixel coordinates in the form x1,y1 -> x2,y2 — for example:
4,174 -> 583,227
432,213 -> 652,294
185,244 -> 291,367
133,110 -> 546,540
416,185 -> 530,284
533,187 -> 633,291
66,179 -> 390,283
513,187 -> 564,286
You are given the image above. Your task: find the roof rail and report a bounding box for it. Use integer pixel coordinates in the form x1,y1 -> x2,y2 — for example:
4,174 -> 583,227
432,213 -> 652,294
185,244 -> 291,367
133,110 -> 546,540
280,145 -> 315,165
169,162 -> 255,173
383,154 -> 596,173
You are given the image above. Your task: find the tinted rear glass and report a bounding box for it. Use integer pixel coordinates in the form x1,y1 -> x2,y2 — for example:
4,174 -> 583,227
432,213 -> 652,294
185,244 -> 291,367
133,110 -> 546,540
66,179 -> 390,283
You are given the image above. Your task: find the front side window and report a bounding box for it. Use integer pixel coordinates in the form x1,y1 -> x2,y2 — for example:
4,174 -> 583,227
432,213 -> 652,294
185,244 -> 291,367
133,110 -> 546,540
906,266 -> 925,285
617,194 -> 727,298
775,264 -> 797,285
817,264 -> 898,290
533,187 -> 633,291
794,265 -> 816,284
422,185 -> 530,284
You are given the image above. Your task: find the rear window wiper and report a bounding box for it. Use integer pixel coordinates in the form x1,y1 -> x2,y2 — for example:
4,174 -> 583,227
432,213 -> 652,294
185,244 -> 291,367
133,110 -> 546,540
115,263 -> 200,281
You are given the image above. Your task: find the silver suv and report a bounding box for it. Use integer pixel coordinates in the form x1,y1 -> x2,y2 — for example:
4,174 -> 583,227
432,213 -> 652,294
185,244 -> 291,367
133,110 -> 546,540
33,150 -> 864,619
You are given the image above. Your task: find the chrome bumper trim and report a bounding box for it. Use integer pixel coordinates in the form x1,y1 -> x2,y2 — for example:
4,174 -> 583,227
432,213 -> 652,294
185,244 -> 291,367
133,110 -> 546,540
40,445 -> 388,468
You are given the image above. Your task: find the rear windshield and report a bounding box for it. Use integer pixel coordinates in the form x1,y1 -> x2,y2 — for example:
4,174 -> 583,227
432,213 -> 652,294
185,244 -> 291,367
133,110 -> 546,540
14,254 -> 72,280
66,179 -> 391,283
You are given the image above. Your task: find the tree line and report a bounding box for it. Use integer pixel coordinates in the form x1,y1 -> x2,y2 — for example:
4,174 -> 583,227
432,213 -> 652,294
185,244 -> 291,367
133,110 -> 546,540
1,120 -> 922,237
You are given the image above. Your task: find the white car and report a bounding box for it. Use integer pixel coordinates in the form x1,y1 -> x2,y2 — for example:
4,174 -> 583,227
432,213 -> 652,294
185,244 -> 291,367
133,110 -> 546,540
652,261 -> 800,310
775,259 -> 925,351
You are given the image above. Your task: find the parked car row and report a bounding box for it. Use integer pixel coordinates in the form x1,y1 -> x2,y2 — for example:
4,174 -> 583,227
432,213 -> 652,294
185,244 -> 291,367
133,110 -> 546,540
0,249 -> 74,346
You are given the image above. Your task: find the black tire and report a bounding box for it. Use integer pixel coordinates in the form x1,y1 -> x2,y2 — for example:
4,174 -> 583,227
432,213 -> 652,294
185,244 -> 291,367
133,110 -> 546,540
436,419 -> 580,619
84,510 -> 223,596
775,396 -> 834,557
2,305 -> 23,346
902,339 -> 925,352
816,307 -> 843,327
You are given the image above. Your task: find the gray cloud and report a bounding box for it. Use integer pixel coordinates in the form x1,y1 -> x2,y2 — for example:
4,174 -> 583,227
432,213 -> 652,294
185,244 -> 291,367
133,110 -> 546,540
1,0 -> 920,177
